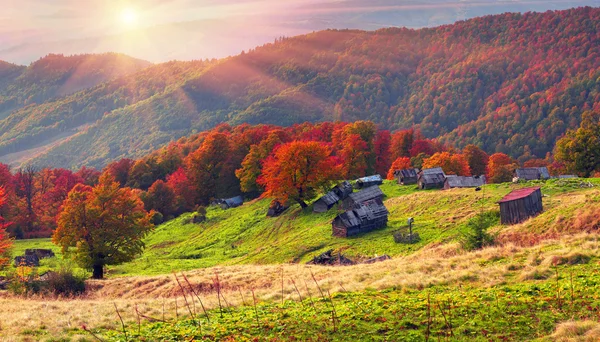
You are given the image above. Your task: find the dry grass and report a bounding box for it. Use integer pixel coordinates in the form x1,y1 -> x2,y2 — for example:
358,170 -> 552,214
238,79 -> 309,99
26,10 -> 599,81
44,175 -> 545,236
2,233 -> 600,340
546,321 -> 600,342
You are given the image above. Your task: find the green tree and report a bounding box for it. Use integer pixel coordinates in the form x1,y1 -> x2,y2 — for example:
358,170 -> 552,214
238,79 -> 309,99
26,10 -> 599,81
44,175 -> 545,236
554,111 -> 600,177
53,174 -> 154,279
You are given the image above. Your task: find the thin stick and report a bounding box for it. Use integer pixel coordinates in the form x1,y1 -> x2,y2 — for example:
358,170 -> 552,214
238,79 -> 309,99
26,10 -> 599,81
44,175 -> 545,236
162,298 -> 165,323
437,301 -> 453,338
251,288 -> 261,329
327,289 -> 339,333
175,298 -> 179,322
239,287 -> 247,306
214,273 -> 224,318
570,269 -> 575,308
113,303 -> 128,341
135,305 -> 141,335
303,279 -> 318,313
281,267 -> 285,306
181,273 -> 210,322
82,325 -> 105,342
173,273 -> 195,319
339,282 -> 368,314
291,279 -> 304,305
425,293 -> 431,342
310,271 -> 326,301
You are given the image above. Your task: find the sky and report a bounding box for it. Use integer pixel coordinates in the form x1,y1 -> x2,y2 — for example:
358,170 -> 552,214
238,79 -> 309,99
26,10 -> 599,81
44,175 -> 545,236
1,0 -> 599,64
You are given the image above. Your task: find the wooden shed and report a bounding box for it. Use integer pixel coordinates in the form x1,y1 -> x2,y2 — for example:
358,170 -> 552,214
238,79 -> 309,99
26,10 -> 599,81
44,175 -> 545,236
355,175 -> 383,189
342,185 -> 384,210
219,196 -> 244,209
267,201 -> 288,217
498,187 -> 543,225
333,181 -> 353,200
395,168 -> 418,185
313,181 -> 354,213
444,175 -> 486,189
332,198 -> 389,237
418,167 -> 446,190
515,167 -> 551,181
313,191 -> 340,213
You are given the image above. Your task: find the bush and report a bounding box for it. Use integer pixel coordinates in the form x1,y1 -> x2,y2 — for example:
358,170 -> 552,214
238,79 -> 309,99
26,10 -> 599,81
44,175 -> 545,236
45,267 -> 86,296
462,211 -> 499,250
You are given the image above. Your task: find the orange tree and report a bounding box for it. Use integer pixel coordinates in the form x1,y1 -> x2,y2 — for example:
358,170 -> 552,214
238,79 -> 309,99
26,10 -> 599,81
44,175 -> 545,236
53,174 -> 154,279
463,144 -> 489,176
422,152 -> 471,176
258,141 -> 339,209
386,157 -> 412,180
487,153 -> 518,183
0,187 -> 12,270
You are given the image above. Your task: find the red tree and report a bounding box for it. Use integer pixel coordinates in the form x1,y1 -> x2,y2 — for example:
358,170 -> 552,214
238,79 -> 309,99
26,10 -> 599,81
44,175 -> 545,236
488,153 -> 517,183
340,134 -> 369,179
463,145 -> 489,176
374,130 -> 392,176
0,187 -> 12,269
423,152 -> 471,176
386,157 -> 412,180
258,141 -> 339,208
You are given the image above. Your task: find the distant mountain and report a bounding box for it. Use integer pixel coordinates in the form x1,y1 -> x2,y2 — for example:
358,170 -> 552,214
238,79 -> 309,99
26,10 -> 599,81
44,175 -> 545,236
0,53 -> 151,118
0,7 -> 598,170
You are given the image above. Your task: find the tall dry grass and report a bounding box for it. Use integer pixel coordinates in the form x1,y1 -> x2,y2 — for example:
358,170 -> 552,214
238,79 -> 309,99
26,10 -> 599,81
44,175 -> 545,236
1,233 -> 599,340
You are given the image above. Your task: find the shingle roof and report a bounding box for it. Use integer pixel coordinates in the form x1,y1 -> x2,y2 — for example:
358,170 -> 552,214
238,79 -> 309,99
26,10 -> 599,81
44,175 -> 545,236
421,167 -> 446,176
224,196 -> 243,207
421,173 -> 446,185
348,185 -> 384,203
396,168 -> 418,178
357,175 -> 383,183
333,181 -> 353,199
317,191 -> 340,206
515,167 -> 550,180
446,175 -> 486,188
498,187 -> 541,203
335,199 -> 388,228
559,175 -> 577,179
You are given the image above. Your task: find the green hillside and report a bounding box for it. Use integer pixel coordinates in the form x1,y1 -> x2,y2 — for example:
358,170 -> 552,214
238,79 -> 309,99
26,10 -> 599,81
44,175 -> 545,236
0,7 -> 596,169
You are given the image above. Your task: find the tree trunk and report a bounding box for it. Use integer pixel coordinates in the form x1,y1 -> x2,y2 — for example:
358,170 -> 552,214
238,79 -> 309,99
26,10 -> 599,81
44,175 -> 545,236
92,264 -> 104,279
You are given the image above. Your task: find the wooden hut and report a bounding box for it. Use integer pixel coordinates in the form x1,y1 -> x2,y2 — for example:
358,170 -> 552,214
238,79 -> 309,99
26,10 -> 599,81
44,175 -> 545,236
332,198 -> 389,237
498,187 -> 543,225
355,175 -> 383,189
14,254 -> 40,267
418,168 -> 446,190
514,167 -> 551,181
313,191 -> 340,213
313,181 -> 354,213
267,201 -> 288,217
395,168 -> 418,185
219,196 -> 244,209
342,185 -> 384,210
333,181 -> 353,200
444,175 -> 486,189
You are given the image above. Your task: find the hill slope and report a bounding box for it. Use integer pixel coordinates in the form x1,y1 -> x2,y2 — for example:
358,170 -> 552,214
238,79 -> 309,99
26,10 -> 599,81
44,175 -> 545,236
2,7 -> 600,169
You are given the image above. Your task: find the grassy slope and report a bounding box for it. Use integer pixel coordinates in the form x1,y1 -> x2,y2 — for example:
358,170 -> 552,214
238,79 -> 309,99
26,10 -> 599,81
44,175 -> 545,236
107,178 -> 600,276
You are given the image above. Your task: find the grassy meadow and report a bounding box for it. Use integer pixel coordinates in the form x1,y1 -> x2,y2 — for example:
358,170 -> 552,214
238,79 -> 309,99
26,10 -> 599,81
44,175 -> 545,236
3,177 -> 600,340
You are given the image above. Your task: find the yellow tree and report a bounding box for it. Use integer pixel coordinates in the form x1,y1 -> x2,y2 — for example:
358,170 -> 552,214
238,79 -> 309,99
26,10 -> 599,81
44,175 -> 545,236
53,174 -> 154,279
423,152 -> 471,176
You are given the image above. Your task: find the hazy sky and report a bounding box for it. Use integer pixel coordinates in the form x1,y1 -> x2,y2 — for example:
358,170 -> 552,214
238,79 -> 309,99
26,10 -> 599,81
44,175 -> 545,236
2,0 -> 599,64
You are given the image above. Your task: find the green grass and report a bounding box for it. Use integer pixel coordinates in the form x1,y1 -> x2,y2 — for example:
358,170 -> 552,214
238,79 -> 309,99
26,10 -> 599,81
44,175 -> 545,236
9,178 -> 600,278
90,262 -> 600,341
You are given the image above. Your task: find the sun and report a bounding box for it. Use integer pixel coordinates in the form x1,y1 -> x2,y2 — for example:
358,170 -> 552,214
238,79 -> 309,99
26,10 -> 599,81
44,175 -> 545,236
119,7 -> 139,27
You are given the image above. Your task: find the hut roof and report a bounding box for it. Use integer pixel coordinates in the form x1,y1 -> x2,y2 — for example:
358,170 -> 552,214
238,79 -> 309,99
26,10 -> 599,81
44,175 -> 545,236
446,175 -> 486,188
515,167 -> 550,180
421,167 -> 446,176
356,174 -> 383,184
336,210 -> 361,229
333,181 -> 353,199
559,175 -> 577,179
498,187 -> 541,203
396,168 -> 418,178
223,196 -> 244,207
420,173 -> 446,185
348,185 -> 384,203
317,191 -> 340,206
354,199 -> 389,221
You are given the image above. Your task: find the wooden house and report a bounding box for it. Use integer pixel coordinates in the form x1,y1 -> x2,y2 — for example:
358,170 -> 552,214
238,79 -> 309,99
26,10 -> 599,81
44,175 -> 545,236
498,187 -> 543,225
355,175 -> 383,189
394,168 -> 418,185
14,254 -> 40,267
514,167 -> 551,181
267,201 -> 288,217
332,198 -> 389,237
313,181 -> 354,213
418,167 -> 446,190
444,175 -> 486,189
342,185 -> 384,210
219,196 -> 244,210
313,191 -> 340,213
333,181 -> 353,200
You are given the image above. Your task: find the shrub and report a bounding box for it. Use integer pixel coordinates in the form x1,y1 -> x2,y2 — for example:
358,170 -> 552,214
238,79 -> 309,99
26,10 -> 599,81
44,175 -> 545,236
45,266 -> 86,296
6,264 -> 86,296
461,210 -> 499,250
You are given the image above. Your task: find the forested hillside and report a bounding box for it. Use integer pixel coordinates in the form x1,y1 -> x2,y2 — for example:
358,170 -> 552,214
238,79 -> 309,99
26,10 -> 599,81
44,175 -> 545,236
1,7 -> 599,169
